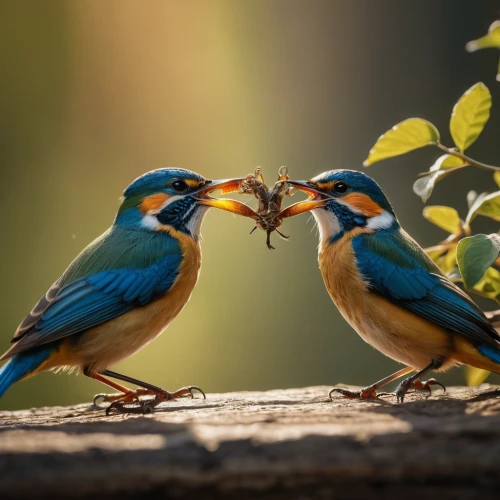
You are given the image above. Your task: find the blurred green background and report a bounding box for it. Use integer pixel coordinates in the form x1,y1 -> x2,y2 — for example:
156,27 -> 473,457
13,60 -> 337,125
2,0 -> 500,410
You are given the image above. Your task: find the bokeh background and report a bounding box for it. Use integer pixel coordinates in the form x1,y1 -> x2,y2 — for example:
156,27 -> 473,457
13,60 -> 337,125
2,0 -> 500,410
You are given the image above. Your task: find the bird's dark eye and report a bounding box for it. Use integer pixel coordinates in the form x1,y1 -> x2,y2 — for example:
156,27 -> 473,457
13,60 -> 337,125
334,182 -> 348,193
171,180 -> 188,192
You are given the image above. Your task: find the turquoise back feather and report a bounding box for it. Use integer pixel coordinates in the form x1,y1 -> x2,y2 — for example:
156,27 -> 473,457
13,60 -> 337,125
60,225 -> 182,286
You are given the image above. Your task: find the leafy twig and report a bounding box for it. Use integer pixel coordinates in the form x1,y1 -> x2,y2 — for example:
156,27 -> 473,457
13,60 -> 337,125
436,143 -> 500,172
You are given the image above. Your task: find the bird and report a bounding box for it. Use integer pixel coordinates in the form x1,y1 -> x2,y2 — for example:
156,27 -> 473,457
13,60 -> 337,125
0,168 -> 255,414
280,169 -> 500,402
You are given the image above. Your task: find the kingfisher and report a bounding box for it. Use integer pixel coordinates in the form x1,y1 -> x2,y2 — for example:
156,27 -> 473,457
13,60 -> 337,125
0,168 -> 255,414
280,169 -> 500,402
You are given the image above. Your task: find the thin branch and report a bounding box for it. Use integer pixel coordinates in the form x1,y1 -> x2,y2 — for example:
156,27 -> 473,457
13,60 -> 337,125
416,164 -> 469,178
436,143 -> 500,172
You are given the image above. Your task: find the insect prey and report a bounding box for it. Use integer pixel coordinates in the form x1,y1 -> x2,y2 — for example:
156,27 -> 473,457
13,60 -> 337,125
238,166 -> 294,249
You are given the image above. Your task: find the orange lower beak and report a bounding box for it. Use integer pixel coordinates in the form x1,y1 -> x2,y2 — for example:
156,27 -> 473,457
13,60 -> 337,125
195,178 -> 259,220
278,180 -> 330,219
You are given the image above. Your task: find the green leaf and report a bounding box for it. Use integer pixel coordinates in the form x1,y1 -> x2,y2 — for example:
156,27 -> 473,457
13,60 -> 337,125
472,267 -> 500,302
429,154 -> 467,172
465,366 -> 490,386
425,245 -> 448,261
457,234 -> 500,288
423,206 -> 462,235
450,83 -> 491,152
439,247 -> 458,275
466,22 -> 500,82
363,118 -> 440,166
466,191 -> 500,223
494,172 -> 500,188
437,248 -> 458,275
425,245 -> 458,275
466,21 -> 500,51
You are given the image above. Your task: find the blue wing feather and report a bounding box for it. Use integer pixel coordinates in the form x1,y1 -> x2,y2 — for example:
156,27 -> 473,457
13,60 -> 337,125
352,229 -> 500,348
13,255 -> 182,352
3,227 -> 184,359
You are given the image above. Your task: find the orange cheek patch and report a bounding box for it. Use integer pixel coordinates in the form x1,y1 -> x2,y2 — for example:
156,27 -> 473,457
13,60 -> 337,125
342,193 -> 383,217
139,193 -> 170,213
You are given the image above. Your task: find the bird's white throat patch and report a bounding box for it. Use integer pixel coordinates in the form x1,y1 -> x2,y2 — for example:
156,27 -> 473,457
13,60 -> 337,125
312,208 -> 341,244
185,206 -> 209,237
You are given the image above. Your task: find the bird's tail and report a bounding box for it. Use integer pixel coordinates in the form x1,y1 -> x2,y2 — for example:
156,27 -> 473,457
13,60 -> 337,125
0,347 -> 53,398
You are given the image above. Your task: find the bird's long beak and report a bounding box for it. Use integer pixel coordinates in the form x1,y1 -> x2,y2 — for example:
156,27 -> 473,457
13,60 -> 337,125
194,178 -> 259,220
278,180 -> 330,219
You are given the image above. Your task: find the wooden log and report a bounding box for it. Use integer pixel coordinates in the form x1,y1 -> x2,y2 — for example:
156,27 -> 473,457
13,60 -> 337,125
1,385 -> 500,499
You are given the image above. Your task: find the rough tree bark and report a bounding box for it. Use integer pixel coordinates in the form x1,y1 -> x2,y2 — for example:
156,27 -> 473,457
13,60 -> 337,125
1,385 -> 500,499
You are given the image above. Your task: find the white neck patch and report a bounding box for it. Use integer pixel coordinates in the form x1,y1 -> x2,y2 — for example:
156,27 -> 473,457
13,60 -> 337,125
366,210 -> 395,230
141,214 -> 161,230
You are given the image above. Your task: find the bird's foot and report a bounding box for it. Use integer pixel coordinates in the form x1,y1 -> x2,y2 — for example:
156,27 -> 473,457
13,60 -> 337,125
93,388 -> 154,407
394,377 -> 446,403
393,376 -> 443,403
329,386 -> 391,400
162,385 -> 206,401
411,378 -> 446,397
104,385 -> 206,415
105,397 -> 160,415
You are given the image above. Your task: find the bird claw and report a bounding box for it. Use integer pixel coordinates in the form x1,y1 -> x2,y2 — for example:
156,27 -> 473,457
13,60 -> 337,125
102,385 -> 206,415
392,377 -> 447,403
329,386 -> 381,400
106,397 -> 159,416
93,388 -> 152,408
329,376 -> 446,404
394,376 -> 445,403
411,378 -> 446,397
166,385 -> 206,401
93,393 -> 110,407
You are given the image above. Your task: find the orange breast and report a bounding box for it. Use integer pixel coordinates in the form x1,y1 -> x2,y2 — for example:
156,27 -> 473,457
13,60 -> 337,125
318,237 -> 453,370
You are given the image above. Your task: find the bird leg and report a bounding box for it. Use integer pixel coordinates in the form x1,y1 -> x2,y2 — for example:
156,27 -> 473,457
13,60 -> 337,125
394,359 -> 443,403
329,366 -> 414,400
85,369 -> 205,415
87,372 -> 141,406
103,370 -> 205,415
